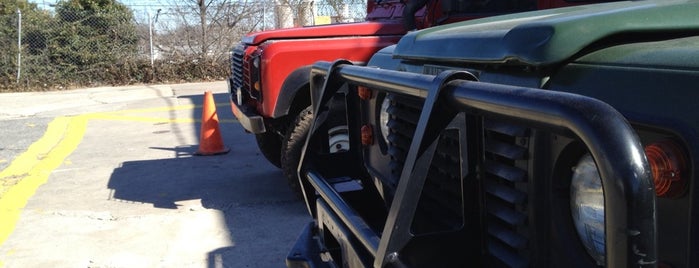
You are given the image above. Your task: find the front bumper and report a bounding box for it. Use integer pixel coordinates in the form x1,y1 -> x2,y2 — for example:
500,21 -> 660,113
229,78 -> 266,134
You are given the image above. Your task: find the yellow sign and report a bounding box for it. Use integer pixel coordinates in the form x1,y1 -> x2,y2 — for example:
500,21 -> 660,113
314,16 -> 332,25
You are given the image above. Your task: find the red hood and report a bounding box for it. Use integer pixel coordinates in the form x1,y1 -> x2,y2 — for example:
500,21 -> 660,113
242,21 -> 405,45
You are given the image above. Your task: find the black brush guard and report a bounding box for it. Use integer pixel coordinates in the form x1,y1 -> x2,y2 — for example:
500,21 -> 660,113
288,60 -> 657,267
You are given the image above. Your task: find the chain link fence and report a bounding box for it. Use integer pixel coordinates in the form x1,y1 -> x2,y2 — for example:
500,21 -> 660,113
1,2 -> 153,91
0,10 -> 20,89
1,0 -> 366,92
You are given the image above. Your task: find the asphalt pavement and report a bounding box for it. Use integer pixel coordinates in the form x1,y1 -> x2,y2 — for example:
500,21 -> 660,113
0,82 -> 308,267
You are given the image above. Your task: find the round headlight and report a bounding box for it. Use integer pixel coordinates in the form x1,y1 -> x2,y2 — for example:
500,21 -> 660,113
379,95 -> 392,144
570,153 -> 605,265
252,57 -> 260,68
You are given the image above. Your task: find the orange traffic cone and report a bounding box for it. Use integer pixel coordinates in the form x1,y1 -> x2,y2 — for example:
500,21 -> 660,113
196,90 -> 230,156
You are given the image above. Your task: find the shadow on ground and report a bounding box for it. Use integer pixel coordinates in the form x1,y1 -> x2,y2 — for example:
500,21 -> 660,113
106,92 -> 308,267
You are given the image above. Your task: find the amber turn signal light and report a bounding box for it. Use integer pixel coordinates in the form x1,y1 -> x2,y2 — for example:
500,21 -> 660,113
645,140 -> 688,198
361,124 -> 373,145
358,86 -> 372,100
253,81 -> 261,91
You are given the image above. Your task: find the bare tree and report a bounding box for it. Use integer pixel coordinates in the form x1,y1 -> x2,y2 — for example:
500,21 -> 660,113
324,0 -> 346,21
314,0 -> 366,22
153,0 -> 366,64
227,0 -> 270,31
160,0 -> 265,62
275,0 -> 317,27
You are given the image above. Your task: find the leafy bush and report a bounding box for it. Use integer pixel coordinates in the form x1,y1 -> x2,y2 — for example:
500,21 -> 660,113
52,0 -> 138,66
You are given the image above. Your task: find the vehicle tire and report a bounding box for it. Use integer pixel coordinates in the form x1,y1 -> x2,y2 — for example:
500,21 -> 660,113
281,106 -> 314,196
282,105 -> 350,196
255,132 -> 282,168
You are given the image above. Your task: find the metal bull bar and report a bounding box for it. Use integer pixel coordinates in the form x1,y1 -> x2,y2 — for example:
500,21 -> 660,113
298,60 -> 657,267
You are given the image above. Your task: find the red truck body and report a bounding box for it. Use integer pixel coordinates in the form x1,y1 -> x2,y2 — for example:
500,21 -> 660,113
239,22 -> 403,118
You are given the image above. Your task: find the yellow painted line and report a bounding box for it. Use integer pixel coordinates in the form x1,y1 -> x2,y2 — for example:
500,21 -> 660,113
99,103 -> 198,114
91,102 -> 236,123
0,101 -> 238,247
85,113 -> 237,124
98,102 -> 229,115
88,114 -> 199,123
0,116 -> 87,245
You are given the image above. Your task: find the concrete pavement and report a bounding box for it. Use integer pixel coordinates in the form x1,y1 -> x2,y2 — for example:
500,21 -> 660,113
0,82 -> 308,267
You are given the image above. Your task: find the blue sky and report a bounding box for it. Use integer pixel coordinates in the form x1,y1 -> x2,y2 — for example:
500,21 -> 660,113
28,0 -> 169,13
27,0 -> 172,23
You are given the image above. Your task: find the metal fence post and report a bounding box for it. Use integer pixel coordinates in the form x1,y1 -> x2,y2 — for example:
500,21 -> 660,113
16,9 -> 22,84
148,10 -> 154,67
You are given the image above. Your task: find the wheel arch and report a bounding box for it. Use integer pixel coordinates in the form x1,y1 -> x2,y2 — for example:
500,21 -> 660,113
273,65 -> 312,119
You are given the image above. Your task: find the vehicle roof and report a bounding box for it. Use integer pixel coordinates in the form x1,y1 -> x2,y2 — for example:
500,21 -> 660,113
393,0 -> 699,66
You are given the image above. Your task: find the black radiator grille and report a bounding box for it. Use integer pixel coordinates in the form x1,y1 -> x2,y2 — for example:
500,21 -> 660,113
483,121 -> 530,268
386,94 -> 422,191
231,44 -> 250,96
231,44 -> 254,99
385,94 -> 531,266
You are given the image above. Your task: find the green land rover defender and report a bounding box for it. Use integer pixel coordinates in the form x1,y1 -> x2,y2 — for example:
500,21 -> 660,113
288,0 -> 699,267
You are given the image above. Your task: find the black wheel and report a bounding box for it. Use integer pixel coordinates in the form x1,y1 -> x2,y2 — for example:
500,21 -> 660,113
255,131 -> 282,168
281,106 -> 314,196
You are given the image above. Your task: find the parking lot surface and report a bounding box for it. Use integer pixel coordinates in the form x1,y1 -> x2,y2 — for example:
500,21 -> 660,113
0,82 -> 308,267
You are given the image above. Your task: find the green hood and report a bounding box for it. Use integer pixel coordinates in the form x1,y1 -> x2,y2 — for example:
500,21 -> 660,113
393,0 -> 699,66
